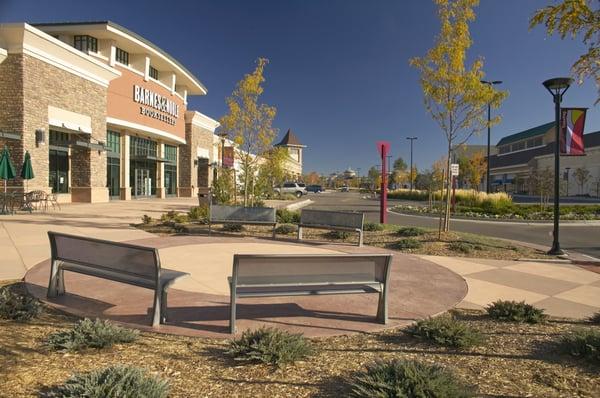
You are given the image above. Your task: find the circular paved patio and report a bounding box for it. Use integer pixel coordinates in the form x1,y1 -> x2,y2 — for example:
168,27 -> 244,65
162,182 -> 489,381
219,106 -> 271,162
25,236 -> 467,338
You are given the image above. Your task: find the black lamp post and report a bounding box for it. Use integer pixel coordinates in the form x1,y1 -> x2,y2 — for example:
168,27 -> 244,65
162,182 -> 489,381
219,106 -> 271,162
217,132 -> 228,167
406,136 -> 417,192
543,77 -> 573,256
480,80 -> 502,194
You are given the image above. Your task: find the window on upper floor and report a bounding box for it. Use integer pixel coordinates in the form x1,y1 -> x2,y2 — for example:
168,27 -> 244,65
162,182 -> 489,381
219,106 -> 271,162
115,47 -> 129,65
74,35 -> 98,53
149,65 -> 159,80
512,141 -> 525,152
498,145 -> 510,154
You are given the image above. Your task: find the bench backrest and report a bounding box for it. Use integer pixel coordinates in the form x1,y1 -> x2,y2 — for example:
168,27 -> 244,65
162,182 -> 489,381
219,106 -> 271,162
232,254 -> 392,287
300,209 -> 364,229
48,231 -> 160,281
210,204 -> 275,223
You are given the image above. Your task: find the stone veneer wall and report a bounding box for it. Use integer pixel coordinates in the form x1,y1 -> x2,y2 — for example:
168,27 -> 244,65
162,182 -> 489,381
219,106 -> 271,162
179,122 -> 214,197
0,54 -> 25,191
21,54 -> 109,201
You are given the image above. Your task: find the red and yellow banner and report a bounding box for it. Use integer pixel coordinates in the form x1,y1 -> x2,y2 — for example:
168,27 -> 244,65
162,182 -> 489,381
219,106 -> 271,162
560,108 -> 587,156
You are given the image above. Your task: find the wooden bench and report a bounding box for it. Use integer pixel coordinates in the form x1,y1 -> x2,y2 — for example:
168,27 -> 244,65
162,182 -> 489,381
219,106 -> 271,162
228,253 -> 392,333
298,209 -> 365,246
47,231 -> 189,327
209,204 -> 277,237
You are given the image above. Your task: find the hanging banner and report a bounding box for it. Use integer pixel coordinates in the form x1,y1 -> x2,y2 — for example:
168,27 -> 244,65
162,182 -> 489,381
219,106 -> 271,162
222,146 -> 234,168
560,107 -> 587,156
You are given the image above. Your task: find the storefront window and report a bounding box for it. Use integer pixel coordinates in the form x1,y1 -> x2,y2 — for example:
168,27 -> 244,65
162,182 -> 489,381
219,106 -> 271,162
130,136 -> 157,158
49,130 -> 69,194
106,131 -> 121,199
164,144 -> 177,196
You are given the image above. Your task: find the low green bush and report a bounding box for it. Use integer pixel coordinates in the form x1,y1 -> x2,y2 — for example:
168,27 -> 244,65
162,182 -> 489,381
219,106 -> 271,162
226,327 -> 313,367
279,193 -> 298,201
325,230 -> 350,240
276,209 -> 300,224
0,286 -> 41,322
222,223 -> 244,232
275,224 -> 297,235
406,316 -> 484,348
160,211 -> 188,224
558,328 -> 600,364
188,205 -> 209,223
391,238 -> 423,250
41,365 -> 169,398
486,300 -> 547,324
46,318 -> 138,351
396,226 -> 427,237
363,222 -> 385,232
141,214 -> 153,224
589,312 -> 600,324
448,241 -> 482,254
349,359 -> 475,398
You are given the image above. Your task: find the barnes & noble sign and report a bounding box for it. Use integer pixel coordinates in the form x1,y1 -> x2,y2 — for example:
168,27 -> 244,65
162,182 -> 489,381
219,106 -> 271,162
133,85 -> 179,126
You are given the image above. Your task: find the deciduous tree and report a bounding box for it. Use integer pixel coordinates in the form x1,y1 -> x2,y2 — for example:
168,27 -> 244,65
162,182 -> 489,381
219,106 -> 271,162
410,0 -> 507,232
573,166 -> 591,194
220,58 -> 277,206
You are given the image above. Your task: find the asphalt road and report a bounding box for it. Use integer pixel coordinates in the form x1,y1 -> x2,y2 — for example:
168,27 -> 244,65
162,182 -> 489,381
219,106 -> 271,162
305,191 -> 600,260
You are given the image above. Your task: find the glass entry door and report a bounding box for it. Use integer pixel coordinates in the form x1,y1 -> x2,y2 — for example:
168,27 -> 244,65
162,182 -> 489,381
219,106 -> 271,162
134,168 -> 152,197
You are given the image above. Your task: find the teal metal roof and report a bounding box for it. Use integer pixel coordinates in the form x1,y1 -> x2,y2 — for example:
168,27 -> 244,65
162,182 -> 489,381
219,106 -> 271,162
496,122 -> 554,146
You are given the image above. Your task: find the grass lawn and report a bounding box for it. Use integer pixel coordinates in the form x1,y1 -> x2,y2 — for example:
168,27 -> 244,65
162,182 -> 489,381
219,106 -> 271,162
1,285 -> 598,397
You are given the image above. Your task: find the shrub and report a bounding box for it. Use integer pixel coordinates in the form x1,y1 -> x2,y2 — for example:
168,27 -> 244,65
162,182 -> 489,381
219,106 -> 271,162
141,214 -> 153,224
276,209 -> 300,224
406,316 -> 484,348
363,222 -> 384,232
226,327 -> 313,366
275,224 -> 297,235
46,318 -> 138,351
41,365 -> 169,398
0,286 -> 41,321
349,359 -> 474,398
396,226 -> 427,237
589,312 -> 600,324
188,205 -> 208,223
222,223 -> 244,232
448,241 -> 482,254
279,193 -> 298,201
391,238 -> 423,250
325,230 -> 350,240
558,328 -> 600,364
486,300 -> 547,324
160,211 -> 188,224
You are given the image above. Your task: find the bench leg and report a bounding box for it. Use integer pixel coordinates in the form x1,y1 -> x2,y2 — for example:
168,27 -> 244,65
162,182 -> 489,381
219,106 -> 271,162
376,284 -> 388,324
151,289 -> 161,328
358,231 -> 363,247
230,287 -> 237,334
297,226 -> 303,241
160,289 -> 168,324
47,260 -> 64,298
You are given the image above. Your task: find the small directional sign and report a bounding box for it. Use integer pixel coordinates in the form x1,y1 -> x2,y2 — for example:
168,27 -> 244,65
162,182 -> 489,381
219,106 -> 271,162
450,163 -> 459,176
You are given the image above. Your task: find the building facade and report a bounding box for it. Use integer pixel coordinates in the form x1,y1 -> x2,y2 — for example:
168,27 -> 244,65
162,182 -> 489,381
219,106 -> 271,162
0,21 -> 220,203
488,122 -> 600,196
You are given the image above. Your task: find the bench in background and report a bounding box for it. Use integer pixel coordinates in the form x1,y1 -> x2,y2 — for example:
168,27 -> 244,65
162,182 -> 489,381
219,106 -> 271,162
209,204 -> 277,237
228,253 -> 392,333
47,231 -> 189,327
298,209 -> 365,246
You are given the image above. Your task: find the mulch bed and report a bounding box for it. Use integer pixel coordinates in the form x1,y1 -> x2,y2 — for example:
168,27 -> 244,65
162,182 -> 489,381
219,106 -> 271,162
1,296 -> 599,397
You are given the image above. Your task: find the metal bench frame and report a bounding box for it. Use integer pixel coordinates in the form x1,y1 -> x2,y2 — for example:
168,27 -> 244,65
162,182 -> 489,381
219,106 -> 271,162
209,204 -> 277,238
228,253 -> 392,333
47,231 -> 189,327
298,209 -> 365,246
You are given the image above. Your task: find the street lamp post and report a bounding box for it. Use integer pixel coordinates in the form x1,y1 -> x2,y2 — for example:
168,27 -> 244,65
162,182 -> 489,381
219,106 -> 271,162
406,137 -> 417,192
480,80 -> 502,194
217,132 -> 228,167
543,77 -> 573,256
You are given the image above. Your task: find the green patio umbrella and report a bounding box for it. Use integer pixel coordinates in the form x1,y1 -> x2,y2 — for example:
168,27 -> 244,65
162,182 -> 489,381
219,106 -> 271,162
20,151 -> 34,193
0,146 -> 16,194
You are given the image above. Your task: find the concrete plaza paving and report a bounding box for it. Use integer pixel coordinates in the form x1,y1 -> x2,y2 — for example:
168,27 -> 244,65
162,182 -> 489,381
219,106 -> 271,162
1,198 -> 599,336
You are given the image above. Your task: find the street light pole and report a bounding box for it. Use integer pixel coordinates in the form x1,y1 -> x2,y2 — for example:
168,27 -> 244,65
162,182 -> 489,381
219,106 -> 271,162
543,77 -> 573,256
406,137 -> 417,192
480,80 -> 502,194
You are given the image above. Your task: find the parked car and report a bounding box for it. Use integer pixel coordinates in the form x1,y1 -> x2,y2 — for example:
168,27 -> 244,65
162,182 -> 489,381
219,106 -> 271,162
341,185 -> 350,192
306,184 -> 324,193
274,182 -> 307,198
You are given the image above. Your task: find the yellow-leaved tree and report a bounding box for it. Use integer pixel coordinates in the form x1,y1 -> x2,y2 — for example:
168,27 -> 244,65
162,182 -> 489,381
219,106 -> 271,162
220,58 -> 278,206
410,0 -> 507,232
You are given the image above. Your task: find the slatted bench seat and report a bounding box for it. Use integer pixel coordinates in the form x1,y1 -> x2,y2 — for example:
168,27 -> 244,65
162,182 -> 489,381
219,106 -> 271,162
228,253 -> 392,333
47,231 -> 189,327
209,204 -> 277,237
298,209 -> 365,246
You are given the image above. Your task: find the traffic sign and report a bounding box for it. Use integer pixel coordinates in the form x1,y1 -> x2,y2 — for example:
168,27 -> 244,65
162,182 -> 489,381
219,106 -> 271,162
450,163 -> 459,176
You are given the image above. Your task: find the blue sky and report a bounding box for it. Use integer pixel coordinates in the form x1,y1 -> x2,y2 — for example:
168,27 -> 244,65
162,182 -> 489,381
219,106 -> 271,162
1,0 -> 597,175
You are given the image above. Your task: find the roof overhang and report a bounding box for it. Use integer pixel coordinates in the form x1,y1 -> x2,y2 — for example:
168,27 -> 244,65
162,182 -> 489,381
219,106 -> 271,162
185,110 -> 220,132
0,23 -> 121,87
34,21 -> 207,95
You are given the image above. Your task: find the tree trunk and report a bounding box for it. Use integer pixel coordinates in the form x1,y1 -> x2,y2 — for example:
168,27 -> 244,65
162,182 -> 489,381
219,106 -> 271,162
444,142 -> 452,232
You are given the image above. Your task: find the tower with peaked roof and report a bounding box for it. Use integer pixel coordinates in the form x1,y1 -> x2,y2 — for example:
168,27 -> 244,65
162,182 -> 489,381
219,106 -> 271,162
274,129 -> 306,179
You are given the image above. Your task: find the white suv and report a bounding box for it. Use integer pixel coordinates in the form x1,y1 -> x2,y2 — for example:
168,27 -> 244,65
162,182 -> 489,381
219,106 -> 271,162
274,182 -> 307,198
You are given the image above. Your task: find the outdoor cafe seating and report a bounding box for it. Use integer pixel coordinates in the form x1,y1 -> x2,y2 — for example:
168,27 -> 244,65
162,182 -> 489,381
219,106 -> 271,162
0,190 -> 60,215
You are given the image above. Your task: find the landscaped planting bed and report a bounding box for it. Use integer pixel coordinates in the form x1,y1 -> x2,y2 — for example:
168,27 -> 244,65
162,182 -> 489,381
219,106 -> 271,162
1,285 -> 599,397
